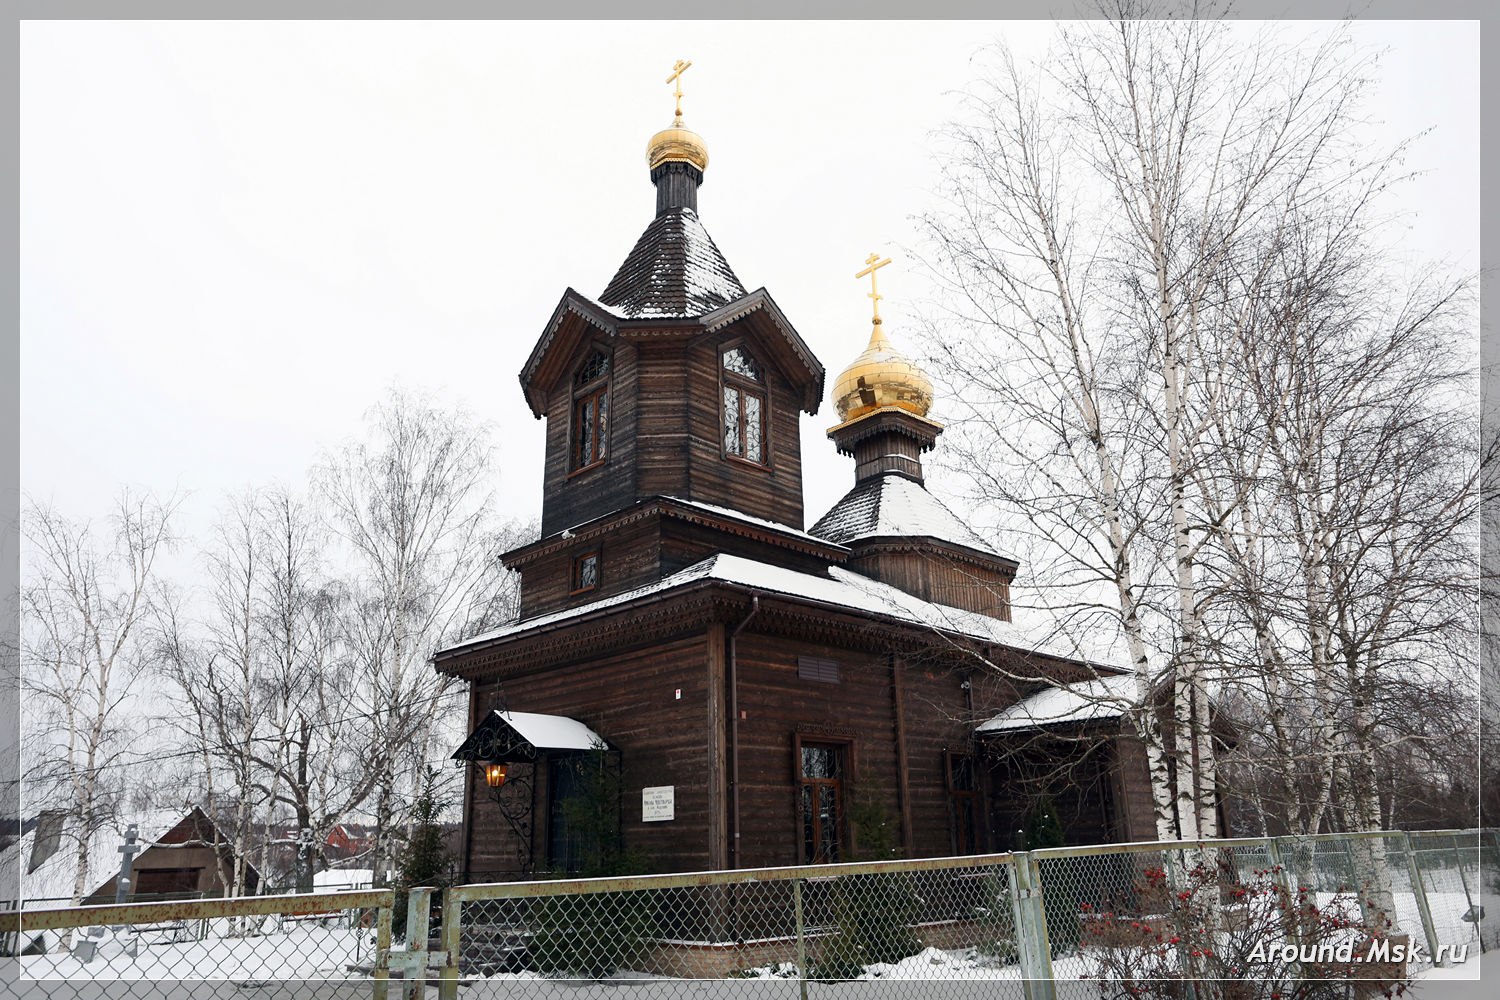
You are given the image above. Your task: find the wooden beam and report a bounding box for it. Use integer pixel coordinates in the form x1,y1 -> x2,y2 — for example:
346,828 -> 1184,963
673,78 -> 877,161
891,654 -> 914,854
706,622 -> 728,871
460,683 -> 479,880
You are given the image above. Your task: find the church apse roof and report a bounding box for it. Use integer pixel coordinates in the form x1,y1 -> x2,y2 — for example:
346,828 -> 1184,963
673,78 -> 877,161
598,207 -> 747,319
811,471 -> 1018,563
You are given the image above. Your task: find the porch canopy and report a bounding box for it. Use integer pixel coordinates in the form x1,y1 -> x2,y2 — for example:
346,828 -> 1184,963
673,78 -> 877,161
451,710 -> 613,764
975,675 -> 1138,733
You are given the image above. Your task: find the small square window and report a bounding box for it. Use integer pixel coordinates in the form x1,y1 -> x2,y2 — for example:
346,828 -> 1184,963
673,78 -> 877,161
571,552 -> 600,593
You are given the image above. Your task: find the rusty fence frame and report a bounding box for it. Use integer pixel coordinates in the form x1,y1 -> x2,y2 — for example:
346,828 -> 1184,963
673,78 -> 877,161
0,889 -> 397,996
0,827 -> 1490,995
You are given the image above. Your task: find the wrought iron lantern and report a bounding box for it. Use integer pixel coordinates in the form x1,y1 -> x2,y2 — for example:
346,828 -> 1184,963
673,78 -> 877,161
484,761 -> 509,788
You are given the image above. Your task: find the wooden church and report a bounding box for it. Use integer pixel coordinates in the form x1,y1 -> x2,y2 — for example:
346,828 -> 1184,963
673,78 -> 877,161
436,68 -> 1166,880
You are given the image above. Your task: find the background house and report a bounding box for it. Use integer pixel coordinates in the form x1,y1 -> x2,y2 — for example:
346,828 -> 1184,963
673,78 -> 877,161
1,806 -> 259,906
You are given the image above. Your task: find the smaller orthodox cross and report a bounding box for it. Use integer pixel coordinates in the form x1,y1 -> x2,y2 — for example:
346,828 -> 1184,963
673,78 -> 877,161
666,60 -> 693,120
856,252 -> 893,325
115,824 -> 141,904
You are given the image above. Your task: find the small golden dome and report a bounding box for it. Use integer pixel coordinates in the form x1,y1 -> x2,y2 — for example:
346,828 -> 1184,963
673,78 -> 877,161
832,323 -> 935,423
647,116 -> 709,172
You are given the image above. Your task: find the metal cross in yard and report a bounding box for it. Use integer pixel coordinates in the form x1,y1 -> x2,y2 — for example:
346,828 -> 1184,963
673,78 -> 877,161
115,824 -> 141,904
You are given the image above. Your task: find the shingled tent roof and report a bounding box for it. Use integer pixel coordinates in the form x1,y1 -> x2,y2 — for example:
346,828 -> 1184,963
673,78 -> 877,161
810,471 -> 1017,562
598,207 -> 747,318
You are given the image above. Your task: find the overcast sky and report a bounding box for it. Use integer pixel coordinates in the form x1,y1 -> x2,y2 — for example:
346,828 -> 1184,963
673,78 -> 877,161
19,20 -> 1480,564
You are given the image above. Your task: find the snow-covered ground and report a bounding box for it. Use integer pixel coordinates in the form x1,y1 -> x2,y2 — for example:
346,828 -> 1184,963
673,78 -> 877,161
1406,948 -> 1491,998
20,922 -> 374,981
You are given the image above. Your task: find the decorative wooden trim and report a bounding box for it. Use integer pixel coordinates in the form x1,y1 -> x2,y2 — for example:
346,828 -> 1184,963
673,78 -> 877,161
521,289 -> 620,416
700,289 -> 824,414
827,406 -> 943,453
502,497 -> 848,570
434,582 -> 1043,685
794,722 -> 859,739
850,536 -> 1020,574
435,591 -> 730,680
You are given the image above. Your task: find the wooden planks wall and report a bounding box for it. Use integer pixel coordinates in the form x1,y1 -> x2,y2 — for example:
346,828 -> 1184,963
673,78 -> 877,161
849,549 -> 1013,621
462,633 -> 717,878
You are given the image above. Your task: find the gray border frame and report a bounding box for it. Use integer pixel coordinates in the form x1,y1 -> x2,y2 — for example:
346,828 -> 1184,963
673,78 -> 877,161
4,3 -> 1492,995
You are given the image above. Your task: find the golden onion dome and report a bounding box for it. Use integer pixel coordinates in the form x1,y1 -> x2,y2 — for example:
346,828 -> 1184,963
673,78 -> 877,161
647,115 -> 709,172
832,322 -> 935,423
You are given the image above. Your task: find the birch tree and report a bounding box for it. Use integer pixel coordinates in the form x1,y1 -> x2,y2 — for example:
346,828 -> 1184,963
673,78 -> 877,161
1195,185 -> 1477,839
21,490 -> 175,905
249,487 -> 381,893
316,387 -> 517,885
919,13 -> 1401,841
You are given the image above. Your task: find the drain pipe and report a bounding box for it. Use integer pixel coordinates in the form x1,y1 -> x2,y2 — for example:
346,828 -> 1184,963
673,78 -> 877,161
728,594 -> 760,869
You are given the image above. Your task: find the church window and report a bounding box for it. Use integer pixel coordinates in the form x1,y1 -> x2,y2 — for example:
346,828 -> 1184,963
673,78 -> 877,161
722,346 -> 762,380
722,346 -> 767,465
799,742 -> 844,863
571,551 -> 600,594
946,750 -> 981,855
571,350 -> 611,472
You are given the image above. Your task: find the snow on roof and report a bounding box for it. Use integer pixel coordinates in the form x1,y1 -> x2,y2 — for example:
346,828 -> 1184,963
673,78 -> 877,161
492,711 -> 606,752
599,208 -> 747,318
0,807 -> 200,906
660,496 -> 843,549
313,867 -> 375,893
976,674 -> 1140,734
810,472 -> 1017,561
441,552 -> 1082,663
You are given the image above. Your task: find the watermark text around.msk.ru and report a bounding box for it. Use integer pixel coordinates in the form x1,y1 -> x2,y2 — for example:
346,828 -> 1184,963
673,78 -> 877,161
1248,938 -> 1469,965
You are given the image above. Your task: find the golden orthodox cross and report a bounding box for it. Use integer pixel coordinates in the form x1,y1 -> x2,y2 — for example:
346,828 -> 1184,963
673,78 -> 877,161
856,252 -> 892,325
666,60 -> 693,119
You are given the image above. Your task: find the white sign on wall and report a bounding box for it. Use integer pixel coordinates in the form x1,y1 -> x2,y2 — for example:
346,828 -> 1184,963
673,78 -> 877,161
642,785 -> 675,822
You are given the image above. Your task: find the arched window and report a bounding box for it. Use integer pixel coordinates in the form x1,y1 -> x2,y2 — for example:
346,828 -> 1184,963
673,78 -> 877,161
721,346 -> 766,465
571,349 -> 610,472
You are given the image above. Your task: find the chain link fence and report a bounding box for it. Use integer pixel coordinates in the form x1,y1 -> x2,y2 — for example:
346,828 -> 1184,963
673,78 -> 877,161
0,828 -> 1491,997
0,890 -> 393,998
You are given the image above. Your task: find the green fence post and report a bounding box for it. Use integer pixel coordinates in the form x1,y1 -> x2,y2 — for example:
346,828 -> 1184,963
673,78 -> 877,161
1399,832 -> 1445,968
401,888 -> 433,1000
793,877 -> 809,1000
437,888 -> 462,1000
1340,837 -> 1379,929
373,898 -> 393,1000
1008,852 -> 1055,1000
1264,837 -> 1304,981
1006,857 -> 1035,1000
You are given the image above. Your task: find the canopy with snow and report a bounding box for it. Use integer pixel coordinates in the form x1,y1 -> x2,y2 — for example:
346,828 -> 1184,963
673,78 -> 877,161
976,675 -> 1140,733
450,710 -> 613,764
